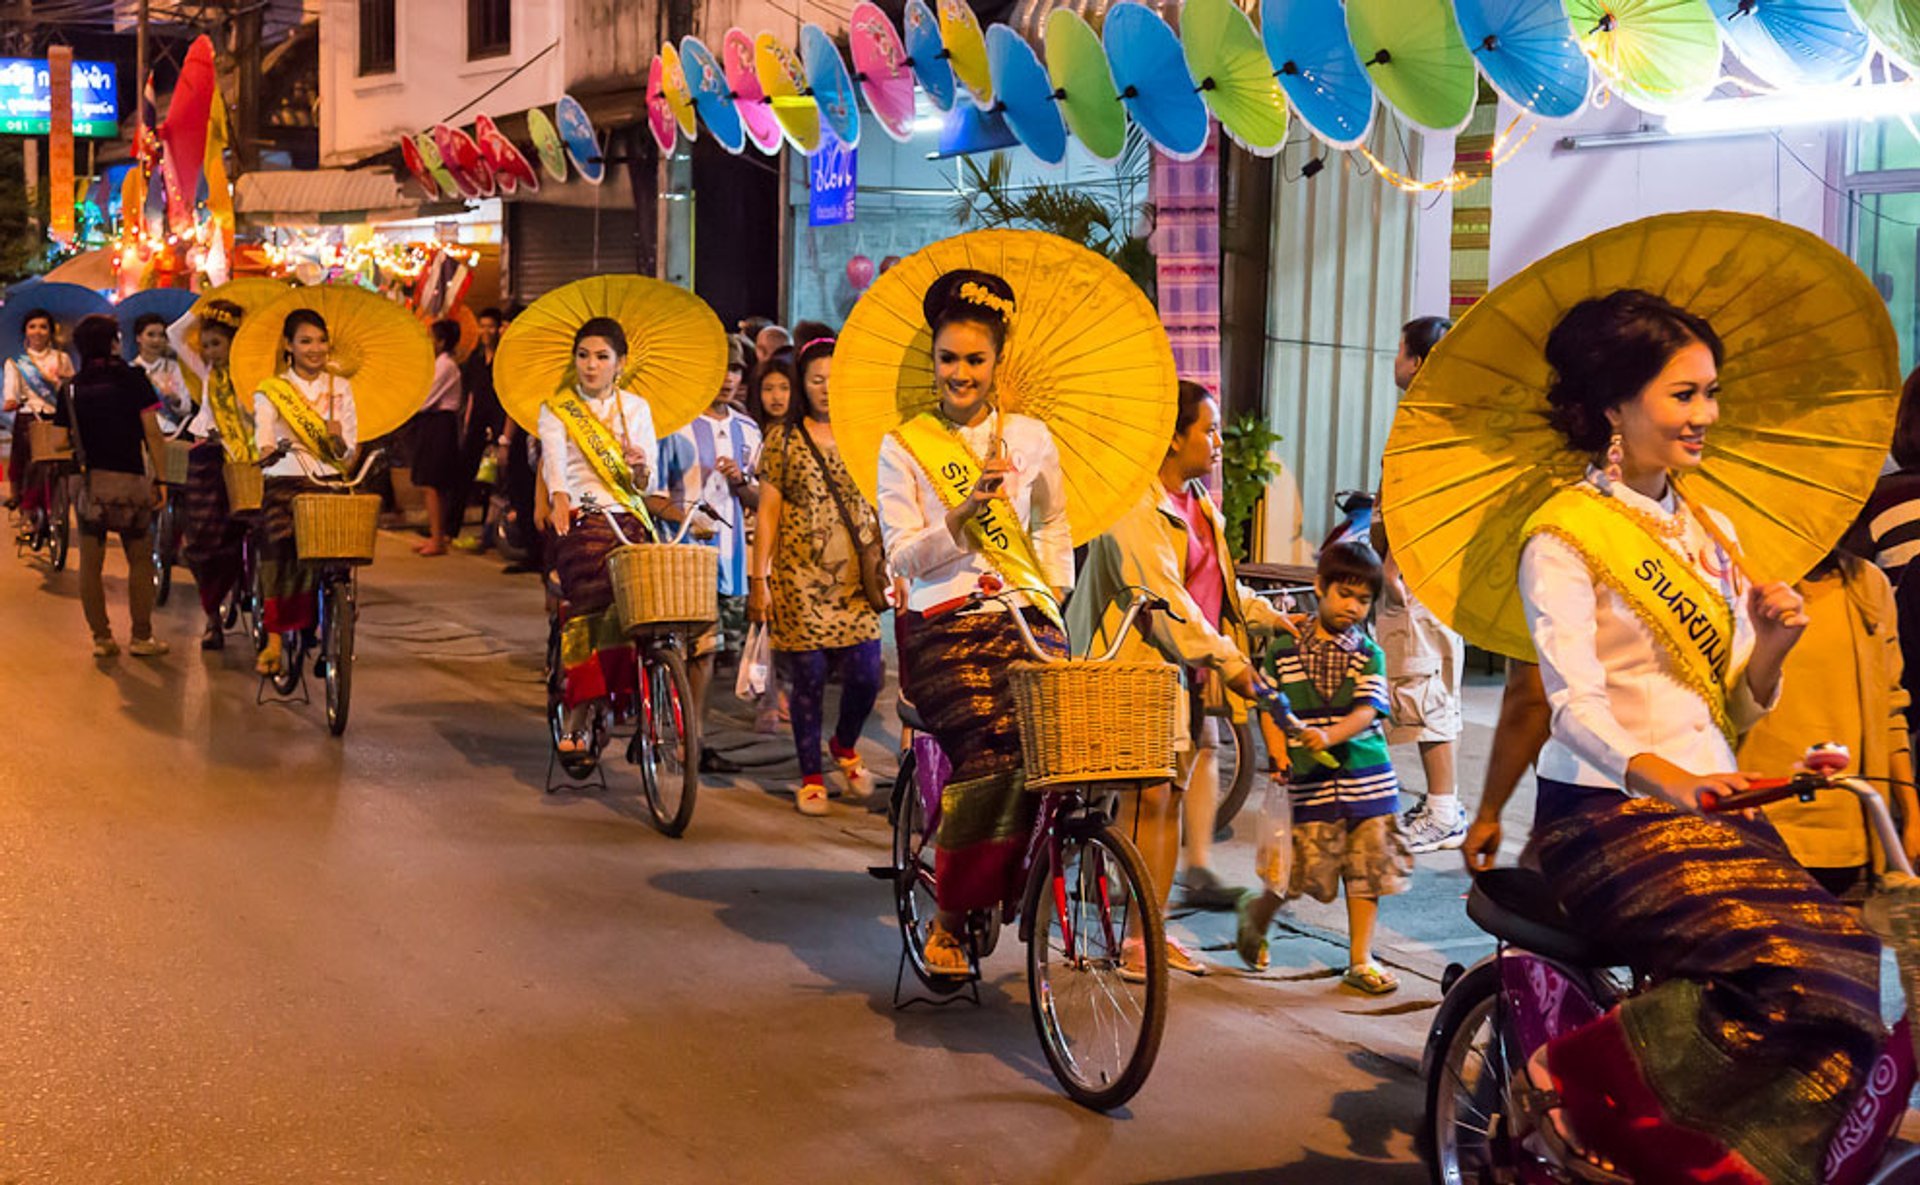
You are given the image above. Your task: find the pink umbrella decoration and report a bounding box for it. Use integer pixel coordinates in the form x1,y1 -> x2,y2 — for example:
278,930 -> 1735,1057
724,28 -> 785,155
474,113 -> 539,195
850,2 -> 918,143
431,123 -> 496,199
400,133 -> 443,200
647,54 -> 680,154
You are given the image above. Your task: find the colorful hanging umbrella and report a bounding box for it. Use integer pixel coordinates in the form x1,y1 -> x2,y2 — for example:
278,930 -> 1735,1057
1851,0 -> 1920,74
474,113 -> 540,194
526,108 -> 570,182
657,45 -> 699,141
230,284 -> 438,442
555,94 -> 607,183
1565,0 -> 1721,111
1045,9 -> 1128,162
985,25 -> 1068,165
724,29 -> 786,155
834,229 -> 1179,545
1104,3 -> 1209,160
1345,0 -> 1478,132
1182,0 -> 1290,155
0,281 -> 111,362
1714,0 -> 1870,88
938,0 -> 994,108
904,0 -> 958,110
414,133 -> 460,198
1381,211 -> 1901,661
756,34 -> 823,154
850,2 -> 919,143
646,55 -> 680,155
1454,0 -> 1593,118
681,36 -> 746,153
399,134 -> 442,200
802,23 -> 863,148
115,287 -> 196,361
492,275 -> 729,440
931,102 -> 1023,157
1263,0 -> 1375,149
431,124 -> 496,198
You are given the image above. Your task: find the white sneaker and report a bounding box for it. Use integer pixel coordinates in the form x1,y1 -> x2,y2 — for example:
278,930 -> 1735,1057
129,636 -> 170,657
1402,799 -> 1466,853
795,781 -> 830,816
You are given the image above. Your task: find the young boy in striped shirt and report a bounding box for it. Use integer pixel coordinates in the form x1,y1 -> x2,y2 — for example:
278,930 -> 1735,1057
1238,540 -> 1413,993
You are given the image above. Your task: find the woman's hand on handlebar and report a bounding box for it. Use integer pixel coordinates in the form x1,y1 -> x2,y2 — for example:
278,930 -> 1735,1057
1625,753 -> 1752,813
1463,811 -> 1502,874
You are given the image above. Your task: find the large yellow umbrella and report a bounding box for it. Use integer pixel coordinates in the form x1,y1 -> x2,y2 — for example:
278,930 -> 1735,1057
230,283 -> 437,441
183,275 -> 295,357
834,229 -> 1177,545
1381,211 -> 1901,661
493,274 -> 729,440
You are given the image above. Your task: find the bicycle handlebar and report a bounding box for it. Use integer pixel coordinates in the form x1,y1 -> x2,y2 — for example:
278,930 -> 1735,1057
965,585 -> 1179,664
250,441 -> 380,490
1698,746 -> 1914,878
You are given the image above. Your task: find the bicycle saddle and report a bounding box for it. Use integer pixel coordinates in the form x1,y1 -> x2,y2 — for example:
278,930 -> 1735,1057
1467,868 -> 1619,968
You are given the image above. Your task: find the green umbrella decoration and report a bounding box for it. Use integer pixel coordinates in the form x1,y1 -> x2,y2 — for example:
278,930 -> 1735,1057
1044,8 -> 1129,162
1181,0 -> 1290,155
1848,0 -> 1920,75
1565,0 -> 1722,111
1345,0 -> 1479,132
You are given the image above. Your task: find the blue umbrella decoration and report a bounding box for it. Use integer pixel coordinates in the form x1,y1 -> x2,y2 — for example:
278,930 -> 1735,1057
931,102 -> 1022,159
1261,0 -> 1376,150
802,23 -> 863,148
680,35 -> 747,154
1455,0 -> 1592,118
1103,2 -> 1209,160
903,0 -> 958,111
1714,0 -> 1870,88
555,95 -> 606,184
985,25 -> 1068,165
115,288 -> 197,362
0,281 -> 112,364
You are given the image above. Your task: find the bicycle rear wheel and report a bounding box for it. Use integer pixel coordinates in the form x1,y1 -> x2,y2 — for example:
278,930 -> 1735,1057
1424,961 -> 1527,1184
891,749 -> 971,993
271,630 -> 306,696
633,644 -> 698,836
151,501 -> 175,606
47,477 -> 69,572
246,553 -> 269,655
1212,717 -> 1260,835
1027,819 -> 1167,1111
322,571 -> 356,736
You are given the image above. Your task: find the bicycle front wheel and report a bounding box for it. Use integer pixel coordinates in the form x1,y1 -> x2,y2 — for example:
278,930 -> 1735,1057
323,572 -> 356,736
634,644 -> 698,836
151,503 -> 175,606
1027,820 -> 1168,1111
47,478 -> 69,572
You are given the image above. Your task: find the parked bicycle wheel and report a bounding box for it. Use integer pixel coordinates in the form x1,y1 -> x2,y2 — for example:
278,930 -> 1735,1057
632,644 -> 698,836
1212,716 -> 1260,835
321,571 -> 356,737
1422,961 -> 1523,1184
890,749 -> 972,993
1027,821 -> 1167,1111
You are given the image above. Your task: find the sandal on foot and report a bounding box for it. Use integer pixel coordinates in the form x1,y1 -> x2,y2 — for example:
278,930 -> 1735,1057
1234,890 -> 1276,971
923,922 -> 970,978
1341,962 -> 1400,995
1511,1071 -> 1631,1185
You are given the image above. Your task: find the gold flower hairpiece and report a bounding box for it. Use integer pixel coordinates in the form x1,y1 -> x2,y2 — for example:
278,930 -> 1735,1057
957,281 -> 1014,319
200,306 -> 241,329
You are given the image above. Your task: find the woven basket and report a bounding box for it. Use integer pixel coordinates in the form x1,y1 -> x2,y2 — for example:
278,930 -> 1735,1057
291,492 -> 380,564
26,418 -> 72,462
1009,661 -> 1180,789
160,438 -> 194,485
607,543 -> 718,635
223,461 -> 264,512
1865,874 -> 1920,1066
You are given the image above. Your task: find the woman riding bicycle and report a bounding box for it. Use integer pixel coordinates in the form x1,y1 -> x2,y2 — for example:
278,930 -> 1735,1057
1514,289 -> 1882,1183
252,309 -> 359,677
5,307 -> 73,533
875,268 -> 1073,978
175,299 -> 253,650
537,316 -> 660,755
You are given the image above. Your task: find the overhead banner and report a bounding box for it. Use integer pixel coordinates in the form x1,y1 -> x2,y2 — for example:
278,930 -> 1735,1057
808,132 -> 856,227
47,45 -> 73,243
0,56 -> 117,137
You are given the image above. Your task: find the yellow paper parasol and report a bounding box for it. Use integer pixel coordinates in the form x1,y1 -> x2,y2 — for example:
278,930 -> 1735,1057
835,229 -> 1178,545
181,276 -> 296,360
231,283 -> 438,442
493,274 -> 729,440
1381,211 -> 1901,661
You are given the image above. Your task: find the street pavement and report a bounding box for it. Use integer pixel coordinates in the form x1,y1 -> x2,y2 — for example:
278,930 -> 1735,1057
0,525 -> 1529,1183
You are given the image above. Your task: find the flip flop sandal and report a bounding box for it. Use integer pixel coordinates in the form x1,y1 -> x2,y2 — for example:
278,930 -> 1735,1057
1234,892 -> 1271,971
1511,1071 -> 1632,1185
923,925 -> 972,978
1341,963 -> 1400,995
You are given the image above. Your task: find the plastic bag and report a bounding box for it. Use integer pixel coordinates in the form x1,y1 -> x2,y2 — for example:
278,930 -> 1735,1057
1253,777 -> 1294,896
735,622 -> 772,702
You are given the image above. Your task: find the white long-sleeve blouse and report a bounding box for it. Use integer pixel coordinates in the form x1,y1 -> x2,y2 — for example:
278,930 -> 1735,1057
536,387 -> 660,511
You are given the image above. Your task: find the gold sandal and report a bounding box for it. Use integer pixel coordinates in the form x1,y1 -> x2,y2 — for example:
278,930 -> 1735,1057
923,921 -> 971,978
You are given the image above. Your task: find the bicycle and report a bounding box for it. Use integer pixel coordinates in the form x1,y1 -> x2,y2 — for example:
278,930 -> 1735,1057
1422,746 -> 1920,1184
880,586 -> 1182,1112
13,414 -> 73,572
540,499 -> 717,838
256,447 -> 381,738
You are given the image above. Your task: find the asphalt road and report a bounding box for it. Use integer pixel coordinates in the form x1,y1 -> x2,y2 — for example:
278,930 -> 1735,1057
0,525 -> 1525,1183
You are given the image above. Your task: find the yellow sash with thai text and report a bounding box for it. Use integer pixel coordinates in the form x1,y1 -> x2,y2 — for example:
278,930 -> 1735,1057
258,376 -> 346,473
207,367 -> 257,463
543,390 -> 655,531
1524,484 -> 1737,743
892,412 -> 1064,629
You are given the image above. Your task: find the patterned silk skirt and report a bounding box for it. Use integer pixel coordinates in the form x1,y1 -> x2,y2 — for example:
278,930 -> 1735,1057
257,476 -> 320,634
552,513 -> 645,709
900,606 -> 1066,913
181,441 -> 247,617
1533,781 -> 1884,1185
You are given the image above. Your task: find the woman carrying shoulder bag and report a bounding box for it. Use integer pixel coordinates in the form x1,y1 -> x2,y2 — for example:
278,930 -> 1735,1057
57,313 -> 170,658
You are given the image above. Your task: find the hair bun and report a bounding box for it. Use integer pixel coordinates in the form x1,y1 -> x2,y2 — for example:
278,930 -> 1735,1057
923,268 -> 1016,330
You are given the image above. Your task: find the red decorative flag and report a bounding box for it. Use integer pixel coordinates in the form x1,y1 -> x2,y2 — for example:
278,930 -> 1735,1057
158,36 -> 216,232
48,45 -> 74,243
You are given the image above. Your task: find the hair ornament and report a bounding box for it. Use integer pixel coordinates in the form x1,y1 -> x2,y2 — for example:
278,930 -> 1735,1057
957,281 -> 1014,319
201,306 -> 241,330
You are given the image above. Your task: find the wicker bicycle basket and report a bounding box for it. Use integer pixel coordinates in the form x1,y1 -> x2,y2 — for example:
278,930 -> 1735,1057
291,492 -> 380,564
1864,874 -> 1920,1066
26,418 -> 72,462
160,438 -> 194,485
223,461 -> 264,512
607,543 -> 719,636
1009,660 -> 1180,789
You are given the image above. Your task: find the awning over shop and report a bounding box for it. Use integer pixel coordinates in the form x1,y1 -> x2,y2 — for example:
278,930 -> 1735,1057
234,167 -> 462,225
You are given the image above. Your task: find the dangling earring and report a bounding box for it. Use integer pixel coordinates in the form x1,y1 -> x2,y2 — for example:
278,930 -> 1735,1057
1604,432 -> 1624,485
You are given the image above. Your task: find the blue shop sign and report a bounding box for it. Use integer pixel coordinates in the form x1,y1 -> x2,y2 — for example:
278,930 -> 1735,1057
808,134 -> 856,227
0,58 -> 119,137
